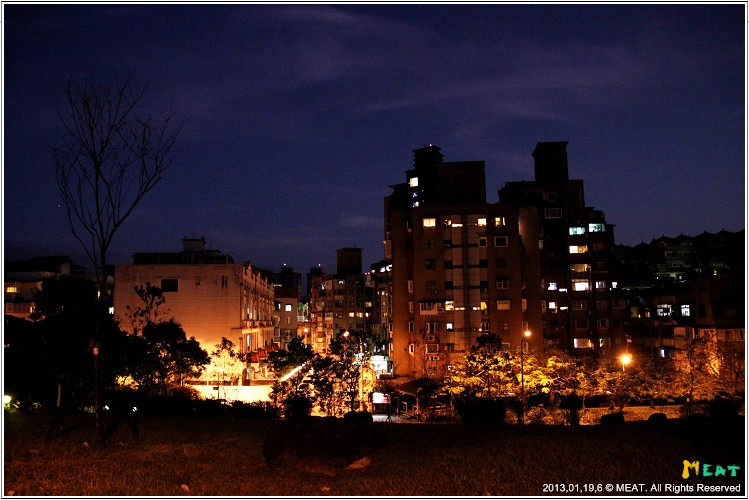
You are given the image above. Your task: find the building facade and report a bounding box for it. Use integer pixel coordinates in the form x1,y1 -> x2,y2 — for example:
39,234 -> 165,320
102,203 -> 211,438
498,142 -> 628,358
308,248 -> 367,343
385,145 -> 543,379
625,272 -> 745,392
4,256 -> 89,319
113,238 -> 276,384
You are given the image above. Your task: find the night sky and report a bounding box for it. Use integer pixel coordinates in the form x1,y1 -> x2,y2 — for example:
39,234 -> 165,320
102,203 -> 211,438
3,4 -> 746,275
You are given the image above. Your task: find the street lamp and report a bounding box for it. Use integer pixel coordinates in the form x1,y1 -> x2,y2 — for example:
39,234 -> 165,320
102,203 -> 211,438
620,353 -> 632,372
343,330 -> 365,411
520,330 -> 531,425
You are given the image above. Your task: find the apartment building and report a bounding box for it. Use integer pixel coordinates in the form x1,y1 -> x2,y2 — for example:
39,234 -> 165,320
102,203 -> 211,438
385,145 -> 543,379
274,284 -> 299,350
113,238 -> 276,384
626,272 -> 745,392
308,248 -> 367,346
498,142 -> 628,357
366,259 -> 392,339
616,229 -> 745,286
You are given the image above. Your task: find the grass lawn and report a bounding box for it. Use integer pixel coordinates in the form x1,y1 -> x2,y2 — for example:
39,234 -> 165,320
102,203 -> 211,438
3,410 -> 745,496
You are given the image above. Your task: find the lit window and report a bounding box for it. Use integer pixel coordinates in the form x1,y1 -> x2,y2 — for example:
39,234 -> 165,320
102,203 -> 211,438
588,223 -> 605,233
446,322 -> 454,331
548,301 -> 557,313
681,304 -> 691,316
285,304 -> 293,312
409,177 -> 419,188
480,301 -> 488,311
574,338 -> 593,349
571,264 -> 590,273
657,304 -> 672,317
595,281 -> 606,290
569,226 -> 586,235
423,218 -> 436,227
445,300 -> 454,311
548,282 -> 558,291
5,286 -> 18,293
497,300 -> 511,311
495,216 -> 506,227
349,312 -> 355,317
477,217 -> 487,226
569,245 -> 588,254
572,279 -> 590,291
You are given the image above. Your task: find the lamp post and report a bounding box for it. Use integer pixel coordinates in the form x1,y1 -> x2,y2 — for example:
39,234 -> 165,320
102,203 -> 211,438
620,353 -> 632,372
520,330 -> 531,425
343,330 -> 365,411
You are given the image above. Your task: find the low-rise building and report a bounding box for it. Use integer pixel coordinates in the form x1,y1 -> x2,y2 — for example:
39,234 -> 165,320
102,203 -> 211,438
4,256 -> 89,319
113,238 -> 276,386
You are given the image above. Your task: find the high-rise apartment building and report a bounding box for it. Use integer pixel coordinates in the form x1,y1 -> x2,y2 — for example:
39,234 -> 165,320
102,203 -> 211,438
385,145 -> 543,379
308,248 -> 367,345
498,142 -> 627,356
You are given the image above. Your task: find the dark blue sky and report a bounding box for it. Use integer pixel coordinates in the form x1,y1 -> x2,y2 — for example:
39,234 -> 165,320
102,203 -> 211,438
3,4 -> 746,275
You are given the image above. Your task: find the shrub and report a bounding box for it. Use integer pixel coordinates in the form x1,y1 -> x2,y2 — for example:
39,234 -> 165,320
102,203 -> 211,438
526,405 -> 566,425
455,398 -> 506,425
283,395 -> 312,418
232,401 -> 280,419
707,397 -> 740,421
600,412 -> 625,425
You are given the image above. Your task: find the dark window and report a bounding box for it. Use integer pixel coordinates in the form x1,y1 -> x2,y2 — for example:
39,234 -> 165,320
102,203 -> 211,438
161,278 -> 178,292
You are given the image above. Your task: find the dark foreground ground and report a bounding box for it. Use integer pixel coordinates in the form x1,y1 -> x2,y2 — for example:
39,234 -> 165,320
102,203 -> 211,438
3,410 -> 746,496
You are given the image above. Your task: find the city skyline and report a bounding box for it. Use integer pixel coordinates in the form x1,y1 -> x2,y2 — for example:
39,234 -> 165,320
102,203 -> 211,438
4,3 -> 745,274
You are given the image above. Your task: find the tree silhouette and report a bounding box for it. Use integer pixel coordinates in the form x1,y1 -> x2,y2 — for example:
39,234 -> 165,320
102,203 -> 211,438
52,69 -> 180,444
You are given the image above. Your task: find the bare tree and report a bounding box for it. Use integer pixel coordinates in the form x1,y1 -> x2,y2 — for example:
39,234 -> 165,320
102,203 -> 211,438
52,70 -> 180,444
53,70 -> 179,291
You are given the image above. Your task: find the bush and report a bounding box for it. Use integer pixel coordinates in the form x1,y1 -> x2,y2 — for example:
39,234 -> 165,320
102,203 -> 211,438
455,398 -> 506,425
707,397 -> 741,421
232,401 -> 280,419
344,411 -> 374,423
600,412 -> 625,425
283,395 -> 312,418
647,412 -> 668,424
526,405 -> 566,425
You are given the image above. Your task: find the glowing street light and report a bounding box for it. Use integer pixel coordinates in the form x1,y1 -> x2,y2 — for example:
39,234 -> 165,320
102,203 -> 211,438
620,353 -> 632,372
520,330 -> 531,425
